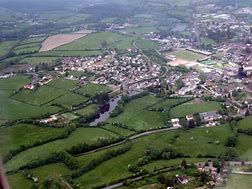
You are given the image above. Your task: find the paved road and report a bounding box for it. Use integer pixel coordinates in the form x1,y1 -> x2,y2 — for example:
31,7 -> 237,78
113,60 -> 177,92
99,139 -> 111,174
129,127 -> 178,140
232,171 -> 252,175
103,166 -> 180,189
75,127 -> 178,157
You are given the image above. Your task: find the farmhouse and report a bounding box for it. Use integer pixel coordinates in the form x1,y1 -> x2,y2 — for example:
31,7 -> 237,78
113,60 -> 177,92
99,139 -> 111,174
199,111 -> 222,123
39,114 -> 58,124
0,73 -> 15,79
171,118 -> 181,128
176,175 -> 189,185
244,63 -> 252,76
186,114 -> 194,121
24,83 -> 35,90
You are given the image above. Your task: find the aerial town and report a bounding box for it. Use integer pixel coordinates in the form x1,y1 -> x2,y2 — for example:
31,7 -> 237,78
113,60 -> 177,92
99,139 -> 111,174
1,0 -> 252,189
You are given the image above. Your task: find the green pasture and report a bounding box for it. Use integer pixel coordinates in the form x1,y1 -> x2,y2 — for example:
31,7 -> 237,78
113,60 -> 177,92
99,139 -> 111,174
219,174 -> 252,189
51,92 -> 88,109
0,76 -> 60,122
12,85 -> 65,106
77,83 -> 111,97
4,128 -> 119,172
0,40 -> 18,57
0,124 -> 66,157
74,125 -> 230,188
237,116 -> 252,130
135,39 -> 160,50
102,124 -> 136,137
74,104 -> 99,117
56,32 -> 137,50
170,101 -> 221,118
46,78 -> 78,90
20,56 -> 59,65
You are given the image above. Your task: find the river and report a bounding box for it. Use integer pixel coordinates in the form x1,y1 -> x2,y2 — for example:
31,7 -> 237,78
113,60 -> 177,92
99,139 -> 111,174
89,91 -> 140,126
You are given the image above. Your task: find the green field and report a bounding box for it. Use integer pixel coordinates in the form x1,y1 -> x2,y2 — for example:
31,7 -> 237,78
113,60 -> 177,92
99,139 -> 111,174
46,78 -> 78,90
37,50 -> 103,57
109,95 -> 166,131
0,40 -> 18,57
122,26 -> 158,35
61,112 -> 79,121
74,125 -> 230,188
30,163 -> 71,181
168,50 -> 207,61
19,37 -> 46,45
77,83 -> 111,97
219,174 -> 252,189
12,85 -> 65,106
8,163 -> 71,189
170,101 -> 221,118
0,76 -> 60,123
12,37 -> 45,55
236,134 -> 252,161
56,32 -> 137,50
201,37 -> 216,46
109,96 -> 187,131
57,14 -> 89,24
142,158 -> 206,172
19,56 -> 60,65
0,75 -> 30,92
101,17 -> 118,23
237,116 -> 252,130
0,89 -> 60,123
74,104 -> 99,117
103,124 -> 136,137
13,45 -> 41,55
51,92 -> 88,109
135,39 -> 160,50
0,124 -> 66,157
4,128 -> 119,172
7,173 -> 32,189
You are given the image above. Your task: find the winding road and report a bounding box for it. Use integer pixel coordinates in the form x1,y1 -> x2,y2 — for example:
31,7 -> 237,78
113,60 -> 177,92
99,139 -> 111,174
74,126 -> 178,157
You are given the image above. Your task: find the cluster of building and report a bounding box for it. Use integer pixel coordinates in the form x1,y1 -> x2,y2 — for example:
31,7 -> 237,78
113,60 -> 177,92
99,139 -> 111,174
56,52 -> 162,91
0,73 -> 15,79
171,110 -> 222,128
196,160 -> 228,187
147,34 -> 194,50
24,74 -> 52,90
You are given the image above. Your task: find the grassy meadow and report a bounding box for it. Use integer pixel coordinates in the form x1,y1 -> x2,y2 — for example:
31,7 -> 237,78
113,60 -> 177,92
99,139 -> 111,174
77,83 -> 111,97
170,101 -> 221,118
74,125 -> 231,188
4,127 -> 119,172
0,124 -> 66,157
56,32 -> 137,50
0,40 -> 18,57
0,76 -> 60,123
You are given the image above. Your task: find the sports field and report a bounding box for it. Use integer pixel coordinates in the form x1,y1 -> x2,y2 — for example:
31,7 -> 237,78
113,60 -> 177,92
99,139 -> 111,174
168,50 -> 207,61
